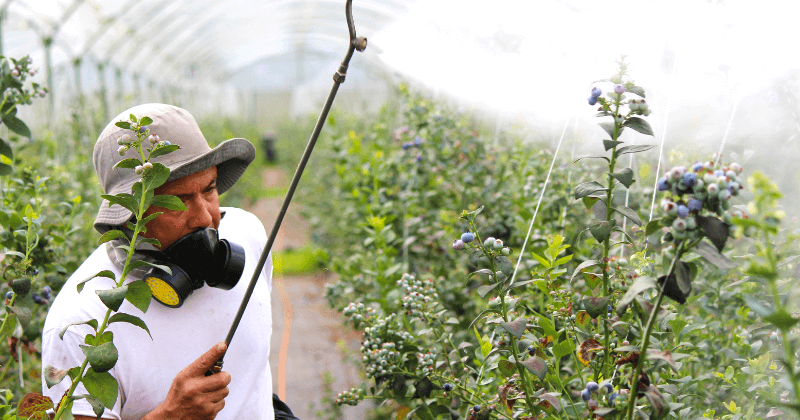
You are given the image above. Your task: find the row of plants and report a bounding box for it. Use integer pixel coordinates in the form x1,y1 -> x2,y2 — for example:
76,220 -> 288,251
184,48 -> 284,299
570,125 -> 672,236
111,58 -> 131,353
295,58 -> 800,419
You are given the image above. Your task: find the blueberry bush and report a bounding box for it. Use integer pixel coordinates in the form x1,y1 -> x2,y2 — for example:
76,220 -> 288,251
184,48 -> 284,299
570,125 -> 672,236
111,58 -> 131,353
297,59 -> 800,419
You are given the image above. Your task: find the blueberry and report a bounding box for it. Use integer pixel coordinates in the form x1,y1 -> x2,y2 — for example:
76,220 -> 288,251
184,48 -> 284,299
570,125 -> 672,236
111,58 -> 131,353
601,382 -> 613,394
677,205 -> 689,219
461,232 -> 475,243
138,125 -> 149,133
688,198 -> 702,212
442,383 -> 454,392
609,392 -> 619,406
657,177 -> 670,191
32,292 -> 44,305
588,96 -> 598,106
591,87 -> 602,98
614,84 -> 626,94
452,239 -> 465,250
586,381 -> 599,393
5,291 -> 12,300
692,162 -> 703,172
414,137 -> 422,146
473,405 -> 481,412
682,172 -> 697,187
581,388 -> 591,401
163,141 -> 171,146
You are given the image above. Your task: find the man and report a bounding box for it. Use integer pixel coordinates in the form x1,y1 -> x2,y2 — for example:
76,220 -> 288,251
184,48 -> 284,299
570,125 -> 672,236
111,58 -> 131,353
41,104 -> 294,419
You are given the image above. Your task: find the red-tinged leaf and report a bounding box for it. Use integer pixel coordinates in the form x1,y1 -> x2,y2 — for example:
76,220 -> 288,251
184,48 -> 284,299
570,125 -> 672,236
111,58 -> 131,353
17,392 -> 54,418
44,365 -> 70,388
537,392 -> 561,411
498,316 -> 527,339
519,356 -> 547,380
578,338 -> 604,366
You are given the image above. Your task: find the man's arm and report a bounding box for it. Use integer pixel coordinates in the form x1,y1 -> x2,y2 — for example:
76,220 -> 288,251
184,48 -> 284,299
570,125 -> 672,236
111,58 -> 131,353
67,343 -> 231,420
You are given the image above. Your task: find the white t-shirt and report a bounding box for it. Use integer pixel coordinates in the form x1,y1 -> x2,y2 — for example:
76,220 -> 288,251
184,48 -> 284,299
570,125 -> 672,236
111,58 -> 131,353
41,208 -> 274,420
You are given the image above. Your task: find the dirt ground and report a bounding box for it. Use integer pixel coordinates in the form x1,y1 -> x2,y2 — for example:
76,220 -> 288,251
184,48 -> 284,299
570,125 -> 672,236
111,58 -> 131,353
246,168 -> 368,420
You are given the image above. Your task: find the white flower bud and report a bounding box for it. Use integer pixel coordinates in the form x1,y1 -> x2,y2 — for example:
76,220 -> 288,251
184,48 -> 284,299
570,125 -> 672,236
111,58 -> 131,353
143,162 -> 153,171
118,146 -> 127,155
11,69 -> 19,77
135,165 -> 144,174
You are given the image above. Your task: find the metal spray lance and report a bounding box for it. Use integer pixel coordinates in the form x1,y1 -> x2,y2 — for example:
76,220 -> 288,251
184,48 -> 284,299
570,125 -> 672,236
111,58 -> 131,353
207,0 -> 367,375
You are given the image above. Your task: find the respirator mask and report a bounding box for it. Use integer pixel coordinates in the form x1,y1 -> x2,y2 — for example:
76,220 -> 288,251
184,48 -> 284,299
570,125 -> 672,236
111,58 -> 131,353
141,228 -> 246,308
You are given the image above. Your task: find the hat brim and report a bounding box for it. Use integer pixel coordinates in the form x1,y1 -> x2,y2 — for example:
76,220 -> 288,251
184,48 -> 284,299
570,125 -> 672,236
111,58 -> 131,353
94,138 -> 255,233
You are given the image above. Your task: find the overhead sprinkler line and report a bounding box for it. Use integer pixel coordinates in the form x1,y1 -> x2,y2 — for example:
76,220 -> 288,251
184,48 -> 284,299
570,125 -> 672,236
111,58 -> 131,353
210,0 -> 366,376
648,53 -> 679,223
507,117 -> 571,288
715,96 -> 740,166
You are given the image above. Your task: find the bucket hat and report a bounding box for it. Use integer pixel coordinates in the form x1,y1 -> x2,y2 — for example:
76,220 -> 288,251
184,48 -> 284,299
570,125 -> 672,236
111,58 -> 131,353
93,103 -> 255,233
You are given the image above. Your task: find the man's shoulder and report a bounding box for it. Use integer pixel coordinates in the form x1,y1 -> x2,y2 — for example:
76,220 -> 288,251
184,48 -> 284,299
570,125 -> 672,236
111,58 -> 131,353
219,207 -> 266,240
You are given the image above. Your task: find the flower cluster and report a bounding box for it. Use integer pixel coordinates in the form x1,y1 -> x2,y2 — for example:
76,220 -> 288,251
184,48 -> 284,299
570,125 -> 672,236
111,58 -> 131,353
334,387 -> 366,406
398,273 -> 438,319
658,157 -> 746,239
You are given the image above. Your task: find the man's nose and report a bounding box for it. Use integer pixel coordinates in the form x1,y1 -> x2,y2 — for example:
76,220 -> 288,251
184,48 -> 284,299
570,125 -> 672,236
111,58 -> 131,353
185,195 -> 213,229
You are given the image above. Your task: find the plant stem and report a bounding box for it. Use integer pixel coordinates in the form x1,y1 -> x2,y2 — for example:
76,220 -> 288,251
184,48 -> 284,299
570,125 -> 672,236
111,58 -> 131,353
625,240 -> 685,420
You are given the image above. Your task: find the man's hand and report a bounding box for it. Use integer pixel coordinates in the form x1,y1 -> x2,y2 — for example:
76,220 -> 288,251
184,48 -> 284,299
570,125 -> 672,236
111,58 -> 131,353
144,342 -> 231,420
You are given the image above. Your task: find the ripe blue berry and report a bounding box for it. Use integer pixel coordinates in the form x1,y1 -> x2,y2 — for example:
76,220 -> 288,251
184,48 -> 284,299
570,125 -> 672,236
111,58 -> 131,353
581,388 -> 591,401
657,177 -> 670,191
692,162 -> 703,172
162,140 -> 171,146
586,381 -> 599,393
682,172 -> 697,187
41,286 -> 52,300
614,84 -> 626,94
442,383 -> 454,392
688,198 -> 702,212
461,232 -> 475,243
32,292 -> 44,305
473,405 -> 481,412
591,87 -> 602,98
609,392 -> 619,406
414,137 -> 422,146
5,291 -> 12,300
588,96 -> 598,106
677,205 -> 689,219
601,382 -> 613,394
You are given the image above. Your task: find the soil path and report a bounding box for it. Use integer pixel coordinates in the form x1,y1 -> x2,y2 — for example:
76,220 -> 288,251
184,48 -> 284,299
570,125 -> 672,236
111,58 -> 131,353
244,168 -> 366,420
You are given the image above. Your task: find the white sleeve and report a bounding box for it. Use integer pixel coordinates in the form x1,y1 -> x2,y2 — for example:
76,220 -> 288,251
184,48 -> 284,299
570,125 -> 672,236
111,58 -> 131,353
41,328 -> 122,420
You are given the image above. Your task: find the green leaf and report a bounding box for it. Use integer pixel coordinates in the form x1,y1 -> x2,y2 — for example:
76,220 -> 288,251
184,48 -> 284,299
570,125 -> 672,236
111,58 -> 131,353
413,377 -> 433,399
582,196 -> 599,210
6,305 -> 31,329
763,309 -> 800,330
81,342 -> 119,373
123,259 -> 172,280
73,394 -> 105,420
622,116 -> 654,136
603,140 -> 623,151
480,341 -> 492,358
696,215 -> 729,252
129,114 -> 138,123
11,277 -> 31,297
627,85 -> 646,98
44,365 -> 69,388
694,240 -> 737,270
148,144 -> 180,160
78,270 -> 116,293
553,339 -> 575,360
82,369 -> 119,409
598,122 -> 618,138
101,193 -> 138,214
574,153 -> 610,163
519,356 -> 547,381
493,256 -> 513,276
570,260 -> 600,282
114,121 -> 131,130
149,194 -> 187,211
498,359 -> 516,377
616,276 -> 657,315
531,252 -> 551,268
113,158 -> 142,170
59,319 -> 99,340
610,206 -> 641,226
96,286 -> 128,312
468,268 -> 494,279
108,312 -> 152,339
615,144 -> 655,157
2,115 -> 31,138
468,309 -> 502,330
124,281 -> 152,313
477,283 -> 501,299
574,311 -> 592,330
644,388 -> 671,420
537,314 -> 556,337
574,181 -> 609,200
645,219 -> 663,236
0,161 -> 12,175
97,230 -> 126,245
658,264 -> 691,305
498,316 -> 527,339
139,116 -> 153,126
610,168 -> 635,188
143,162 -> 170,190
0,137 -> 13,159
589,219 -> 616,243
582,296 -> 610,319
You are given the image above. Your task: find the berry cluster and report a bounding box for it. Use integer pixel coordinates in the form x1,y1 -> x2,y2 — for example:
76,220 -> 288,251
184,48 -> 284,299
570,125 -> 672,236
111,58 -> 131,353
658,158 -> 746,240
334,387 -> 365,406
342,301 -> 375,327
588,87 -> 602,106
5,285 -> 51,305
358,313 -> 413,379
2,56 -> 47,106
116,129 -> 172,157
397,273 -> 438,319
452,231 -> 511,256
401,136 -> 424,150
416,348 -> 437,375
581,380 -> 622,409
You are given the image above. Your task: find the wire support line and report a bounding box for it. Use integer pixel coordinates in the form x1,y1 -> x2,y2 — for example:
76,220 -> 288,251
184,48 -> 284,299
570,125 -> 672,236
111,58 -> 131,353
508,117 -> 570,288
715,96 -> 740,166
648,54 -> 679,223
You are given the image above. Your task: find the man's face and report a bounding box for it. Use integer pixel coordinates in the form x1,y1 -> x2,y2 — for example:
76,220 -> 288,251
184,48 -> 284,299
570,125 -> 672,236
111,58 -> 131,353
142,166 -> 221,250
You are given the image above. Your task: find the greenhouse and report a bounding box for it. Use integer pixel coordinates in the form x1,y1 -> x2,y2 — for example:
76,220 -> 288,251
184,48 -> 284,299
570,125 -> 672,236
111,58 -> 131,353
0,0 -> 798,419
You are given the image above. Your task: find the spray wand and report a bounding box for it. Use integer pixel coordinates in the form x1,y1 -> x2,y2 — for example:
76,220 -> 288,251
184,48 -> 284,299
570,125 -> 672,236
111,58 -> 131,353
208,0 -> 367,375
